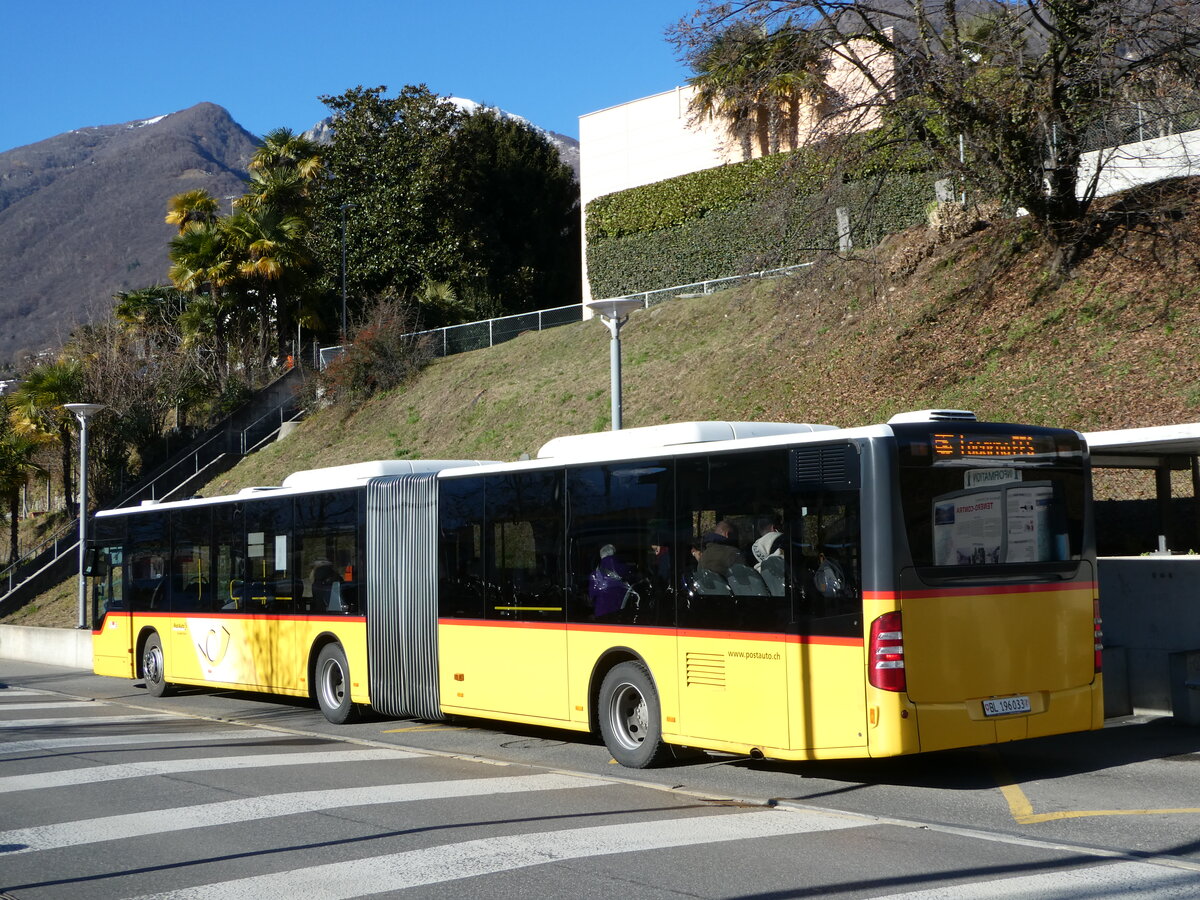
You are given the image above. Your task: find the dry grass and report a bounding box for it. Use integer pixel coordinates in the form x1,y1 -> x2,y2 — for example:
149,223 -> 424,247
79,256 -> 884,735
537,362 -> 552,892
12,178 -> 1200,627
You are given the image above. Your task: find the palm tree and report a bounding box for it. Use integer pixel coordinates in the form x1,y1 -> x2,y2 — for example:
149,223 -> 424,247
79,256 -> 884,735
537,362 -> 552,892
242,129 -> 324,216
224,207 -> 312,360
113,285 -> 189,356
688,21 -> 828,158
0,420 -> 44,564
168,221 -> 239,384
10,359 -> 85,516
165,189 -> 220,233
238,129 -> 325,357
759,25 -> 828,153
250,128 -> 323,182
689,23 -> 761,158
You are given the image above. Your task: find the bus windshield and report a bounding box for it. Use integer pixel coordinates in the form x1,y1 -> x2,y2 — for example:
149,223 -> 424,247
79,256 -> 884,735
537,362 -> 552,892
895,426 -> 1087,569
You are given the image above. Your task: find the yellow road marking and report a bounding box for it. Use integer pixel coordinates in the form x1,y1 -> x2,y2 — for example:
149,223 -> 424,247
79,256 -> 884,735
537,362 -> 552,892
381,725 -> 468,733
984,750 -> 1200,824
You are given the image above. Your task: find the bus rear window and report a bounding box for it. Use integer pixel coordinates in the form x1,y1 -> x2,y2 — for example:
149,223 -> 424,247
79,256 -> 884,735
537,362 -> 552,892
895,427 -> 1086,569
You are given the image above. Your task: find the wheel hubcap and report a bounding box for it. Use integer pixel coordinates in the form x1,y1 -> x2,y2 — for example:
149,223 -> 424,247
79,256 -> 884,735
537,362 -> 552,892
321,660 -> 345,708
145,646 -> 163,684
609,682 -> 648,750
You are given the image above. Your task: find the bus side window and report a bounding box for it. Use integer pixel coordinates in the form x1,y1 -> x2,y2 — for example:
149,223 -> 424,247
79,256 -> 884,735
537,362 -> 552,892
484,472 -> 563,623
677,451 -> 792,632
794,492 -> 861,621
170,507 -> 213,613
565,461 -> 675,627
127,515 -> 167,612
438,477 -> 486,620
296,490 -> 359,615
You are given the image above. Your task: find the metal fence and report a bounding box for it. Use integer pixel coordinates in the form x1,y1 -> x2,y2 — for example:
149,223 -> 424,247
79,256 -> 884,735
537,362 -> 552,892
615,262 -> 815,310
1082,99 -> 1200,155
318,261 -> 818,368
410,304 -> 585,358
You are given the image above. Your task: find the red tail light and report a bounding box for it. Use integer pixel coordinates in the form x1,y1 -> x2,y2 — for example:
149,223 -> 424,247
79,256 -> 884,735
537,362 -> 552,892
1093,599 -> 1103,673
869,611 -> 906,692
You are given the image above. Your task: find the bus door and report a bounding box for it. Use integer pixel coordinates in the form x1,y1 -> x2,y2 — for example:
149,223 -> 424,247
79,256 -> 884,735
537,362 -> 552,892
438,472 -> 569,722
90,533 -> 133,678
674,452 -> 795,752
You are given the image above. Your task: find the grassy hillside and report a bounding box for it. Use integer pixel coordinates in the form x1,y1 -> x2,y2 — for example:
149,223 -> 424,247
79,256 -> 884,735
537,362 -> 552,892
10,177 -> 1200,627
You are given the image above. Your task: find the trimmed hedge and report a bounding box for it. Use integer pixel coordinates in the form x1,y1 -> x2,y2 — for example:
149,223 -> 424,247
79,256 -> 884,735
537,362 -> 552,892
587,169 -> 940,298
586,133 -> 934,244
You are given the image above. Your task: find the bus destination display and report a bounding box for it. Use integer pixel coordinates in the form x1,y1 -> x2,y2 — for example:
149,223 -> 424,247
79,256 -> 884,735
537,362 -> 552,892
932,433 -> 1050,459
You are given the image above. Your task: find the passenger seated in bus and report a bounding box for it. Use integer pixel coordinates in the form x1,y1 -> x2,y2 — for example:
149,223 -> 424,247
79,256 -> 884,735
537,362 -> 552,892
588,544 -> 632,618
309,557 -> 342,612
751,517 -> 785,571
699,520 -> 743,576
649,535 -> 672,584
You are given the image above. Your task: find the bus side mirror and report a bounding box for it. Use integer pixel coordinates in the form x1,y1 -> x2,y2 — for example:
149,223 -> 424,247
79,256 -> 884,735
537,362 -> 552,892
84,548 -> 108,577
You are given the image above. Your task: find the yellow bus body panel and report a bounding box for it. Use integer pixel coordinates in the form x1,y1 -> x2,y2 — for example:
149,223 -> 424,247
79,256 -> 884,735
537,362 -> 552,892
97,613 -> 371,706
565,625 -> 679,729
864,583 -> 1102,755
438,621 -> 869,761
92,613 -> 135,678
438,620 -> 569,722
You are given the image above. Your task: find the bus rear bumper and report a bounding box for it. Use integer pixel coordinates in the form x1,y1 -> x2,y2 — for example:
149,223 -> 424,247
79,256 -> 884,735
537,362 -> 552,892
913,682 -> 1103,753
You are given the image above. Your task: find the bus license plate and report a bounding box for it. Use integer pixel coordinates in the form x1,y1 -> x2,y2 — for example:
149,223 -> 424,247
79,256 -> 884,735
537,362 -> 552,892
983,695 -> 1031,717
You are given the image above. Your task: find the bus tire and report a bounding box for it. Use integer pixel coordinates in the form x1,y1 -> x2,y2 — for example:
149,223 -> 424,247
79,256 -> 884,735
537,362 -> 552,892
315,643 -> 357,724
141,633 -> 172,697
598,661 -> 671,768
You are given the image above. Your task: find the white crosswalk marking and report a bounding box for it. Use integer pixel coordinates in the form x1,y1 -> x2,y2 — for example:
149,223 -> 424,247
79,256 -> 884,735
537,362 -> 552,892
0,730 -> 277,755
0,689 -> 56,697
0,701 -> 102,710
0,747 -> 420,793
135,808 -> 865,900
0,772 -> 604,853
875,860 -> 1200,898
0,714 -> 175,727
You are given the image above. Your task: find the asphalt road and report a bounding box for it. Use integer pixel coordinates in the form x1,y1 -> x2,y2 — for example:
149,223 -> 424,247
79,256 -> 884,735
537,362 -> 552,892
2,659 -> 1200,898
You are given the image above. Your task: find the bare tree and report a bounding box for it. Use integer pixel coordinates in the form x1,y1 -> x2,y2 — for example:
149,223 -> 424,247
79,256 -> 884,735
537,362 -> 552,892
671,0 -> 1200,272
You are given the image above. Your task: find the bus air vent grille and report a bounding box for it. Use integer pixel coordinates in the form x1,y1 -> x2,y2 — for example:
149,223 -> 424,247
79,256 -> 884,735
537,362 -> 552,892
790,444 -> 858,490
685,652 -> 725,689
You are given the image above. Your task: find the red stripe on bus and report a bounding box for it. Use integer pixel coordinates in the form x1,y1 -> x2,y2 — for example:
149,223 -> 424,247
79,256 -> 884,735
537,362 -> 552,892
437,617 -> 565,631
863,581 -> 1096,601
439,618 -> 863,647
676,629 -> 862,647
101,610 -> 365,623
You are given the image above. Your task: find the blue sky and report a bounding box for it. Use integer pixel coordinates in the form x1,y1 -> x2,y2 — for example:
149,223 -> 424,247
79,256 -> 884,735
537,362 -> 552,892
1,0 -> 694,153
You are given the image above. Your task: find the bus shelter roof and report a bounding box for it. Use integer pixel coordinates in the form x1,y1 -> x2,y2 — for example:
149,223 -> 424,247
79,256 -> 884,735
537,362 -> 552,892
1084,423 -> 1200,469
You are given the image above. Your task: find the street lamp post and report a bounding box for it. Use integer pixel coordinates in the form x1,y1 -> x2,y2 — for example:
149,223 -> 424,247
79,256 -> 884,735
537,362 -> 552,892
339,202 -> 356,341
584,298 -> 644,431
64,403 -> 106,629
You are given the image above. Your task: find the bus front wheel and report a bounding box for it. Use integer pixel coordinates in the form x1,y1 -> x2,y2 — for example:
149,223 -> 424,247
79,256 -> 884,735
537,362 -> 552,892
315,643 -> 357,724
141,633 -> 172,697
598,662 -> 671,768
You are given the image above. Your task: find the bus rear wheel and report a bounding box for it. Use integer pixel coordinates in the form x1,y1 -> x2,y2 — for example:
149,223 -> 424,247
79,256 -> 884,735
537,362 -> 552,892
141,633 -> 172,697
315,643 -> 357,724
598,662 -> 671,768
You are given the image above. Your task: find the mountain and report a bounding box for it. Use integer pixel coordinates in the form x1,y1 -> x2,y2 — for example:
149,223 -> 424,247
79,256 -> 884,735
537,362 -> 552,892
0,103 -> 259,364
0,98 -> 579,366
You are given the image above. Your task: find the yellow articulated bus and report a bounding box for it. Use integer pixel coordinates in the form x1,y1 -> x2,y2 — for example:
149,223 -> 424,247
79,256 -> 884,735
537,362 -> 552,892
89,410 -> 1103,767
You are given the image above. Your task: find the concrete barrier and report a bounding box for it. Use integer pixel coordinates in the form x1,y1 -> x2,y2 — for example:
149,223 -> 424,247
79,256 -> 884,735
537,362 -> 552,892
1099,556 -> 1200,717
0,624 -> 92,670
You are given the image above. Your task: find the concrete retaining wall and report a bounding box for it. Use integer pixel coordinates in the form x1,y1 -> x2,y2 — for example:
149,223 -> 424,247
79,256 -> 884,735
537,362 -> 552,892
0,624 -> 92,670
1099,556 -> 1200,717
